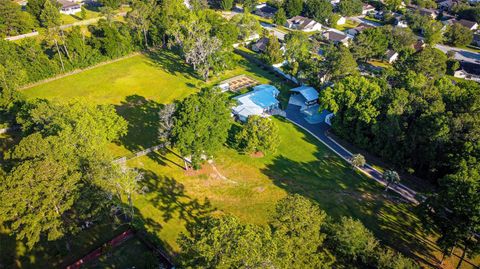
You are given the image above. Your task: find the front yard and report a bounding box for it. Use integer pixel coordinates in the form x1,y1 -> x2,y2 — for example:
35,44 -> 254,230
12,49 -> 479,268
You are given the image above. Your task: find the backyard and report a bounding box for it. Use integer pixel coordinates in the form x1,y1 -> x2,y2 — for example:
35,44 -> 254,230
10,49 -> 479,268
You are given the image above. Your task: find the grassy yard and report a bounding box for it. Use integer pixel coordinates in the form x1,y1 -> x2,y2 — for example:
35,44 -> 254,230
22,50 -> 296,157
60,9 -> 100,25
15,49 -> 479,268
334,19 -> 359,31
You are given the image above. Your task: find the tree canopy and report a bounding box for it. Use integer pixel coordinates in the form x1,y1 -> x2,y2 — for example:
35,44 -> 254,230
172,88 -> 232,167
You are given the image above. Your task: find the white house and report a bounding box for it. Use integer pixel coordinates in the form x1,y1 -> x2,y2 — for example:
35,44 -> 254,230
285,16 -> 322,32
58,0 -> 81,15
385,50 -> 399,63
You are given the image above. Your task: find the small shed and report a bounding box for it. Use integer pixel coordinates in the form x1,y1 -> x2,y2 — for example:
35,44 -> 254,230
290,86 -> 319,106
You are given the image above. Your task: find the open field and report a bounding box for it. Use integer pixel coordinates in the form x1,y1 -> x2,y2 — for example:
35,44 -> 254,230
13,50 -> 479,268
22,50 -> 296,157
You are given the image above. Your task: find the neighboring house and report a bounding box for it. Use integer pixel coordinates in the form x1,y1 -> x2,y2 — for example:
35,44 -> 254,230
58,0 -> 81,15
337,16 -> 347,25
454,61 -> 480,82
254,3 -> 277,19
252,37 -> 269,53
437,0 -> 458,11
346,23 -> 373,36
419,8 -> 438,19
285,16 -> 322,32
323,30 -> 351,46
385,50 -> 399,63
289,86 -> 319,107
232,84 -> 280,122
457,19 -> 479,30
362,4 -> 376,15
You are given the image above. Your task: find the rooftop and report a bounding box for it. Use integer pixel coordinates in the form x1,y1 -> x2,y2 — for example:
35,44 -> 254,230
290,86 -> 319,102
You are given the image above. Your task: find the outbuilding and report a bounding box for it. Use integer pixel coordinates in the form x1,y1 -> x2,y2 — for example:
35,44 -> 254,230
289,86 -> 319,107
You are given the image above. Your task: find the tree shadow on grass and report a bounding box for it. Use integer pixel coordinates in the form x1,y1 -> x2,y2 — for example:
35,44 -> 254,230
115,95 -> 162,152
261,154 -> 442,267
258,118 -> 445,267
145,50 -> 198,81
138,169 -> 215,232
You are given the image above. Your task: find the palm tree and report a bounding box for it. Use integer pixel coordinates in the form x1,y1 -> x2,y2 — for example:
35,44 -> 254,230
350,153 -> 366,168
382,170 -> 400,192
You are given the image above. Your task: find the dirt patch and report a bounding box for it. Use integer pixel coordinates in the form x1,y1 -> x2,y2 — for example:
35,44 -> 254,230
250,151 -> 265,158
184,164 -> 214,177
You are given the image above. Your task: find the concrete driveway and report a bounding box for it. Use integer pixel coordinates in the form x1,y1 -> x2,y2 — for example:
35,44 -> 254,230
260,22 -> 286,41
435,44 -> 480,64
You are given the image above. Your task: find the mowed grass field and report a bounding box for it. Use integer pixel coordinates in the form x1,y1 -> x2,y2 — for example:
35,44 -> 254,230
125,118 -> 447,266
14,50 -> 479,268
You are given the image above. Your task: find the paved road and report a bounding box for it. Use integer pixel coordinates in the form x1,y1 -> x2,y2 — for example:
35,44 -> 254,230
260,22 -> 286,41
435,44 -> 480,64
285,104 -> 419,204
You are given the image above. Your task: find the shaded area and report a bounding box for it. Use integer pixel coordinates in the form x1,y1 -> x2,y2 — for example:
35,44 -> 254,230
259,123 -> 446,268
146,50 -> 198,80
115,95 -> 162,152
138,169 -> 215,232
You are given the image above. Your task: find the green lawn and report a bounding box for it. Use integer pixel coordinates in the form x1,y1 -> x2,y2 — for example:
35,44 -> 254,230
125,118 -> 450,267
22,50 -> 296,157
334,19 -> 359,31
60,9 -> 101,25
15,49 -> 479,268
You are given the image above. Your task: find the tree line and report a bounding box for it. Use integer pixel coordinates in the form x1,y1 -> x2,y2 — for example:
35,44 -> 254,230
178,194 -> 419,269
0,0 -> 262,114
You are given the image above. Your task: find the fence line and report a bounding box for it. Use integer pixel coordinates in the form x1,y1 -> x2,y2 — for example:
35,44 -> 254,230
113,144 -> 164,164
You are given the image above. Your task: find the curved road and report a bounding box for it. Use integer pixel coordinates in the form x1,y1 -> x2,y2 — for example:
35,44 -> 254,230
285,104 -> 419,204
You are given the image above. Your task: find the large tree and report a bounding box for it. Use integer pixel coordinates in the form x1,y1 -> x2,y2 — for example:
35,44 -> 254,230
304,0 -> 333,24
338,0 -> 363,16
322,45 -> 358,81
0,0 -> 35,37
444,23 -> 473,47
421,162 -> 480,268
0,100 -> 127,248
352,27 -> 389,61
178,215 -> 277,268
171,88 -> 232,167
284,0 -> 304,17
270,194 -> 334,268
284,31 -> 311,76
319,76 -> 382,148
262,35 -> 283,65
327,216 -> 379,263
235,115 -> 280,155
127,0 -> 158,48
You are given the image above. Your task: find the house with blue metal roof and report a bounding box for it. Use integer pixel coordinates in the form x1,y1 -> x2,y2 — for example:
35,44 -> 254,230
232,85 -> 280,122
289,86 -> 319,106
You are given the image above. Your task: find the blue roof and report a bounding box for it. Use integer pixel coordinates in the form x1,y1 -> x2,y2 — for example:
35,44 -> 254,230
290,86 -> 319,102
251,85 -> 279,108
